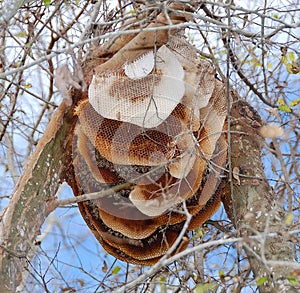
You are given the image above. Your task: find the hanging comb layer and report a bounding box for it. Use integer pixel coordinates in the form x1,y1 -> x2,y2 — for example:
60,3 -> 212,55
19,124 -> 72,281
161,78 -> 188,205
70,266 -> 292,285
71,31 -> 232,265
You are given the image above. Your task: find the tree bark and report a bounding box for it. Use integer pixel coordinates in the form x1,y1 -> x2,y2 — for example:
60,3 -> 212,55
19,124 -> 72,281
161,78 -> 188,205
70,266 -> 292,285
0,93 -> 80,292
224,99 -> 299,292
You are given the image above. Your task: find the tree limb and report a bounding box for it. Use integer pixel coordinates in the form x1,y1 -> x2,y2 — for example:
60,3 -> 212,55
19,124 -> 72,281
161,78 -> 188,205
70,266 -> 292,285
0,94 -> 79,292
223,100 -> 299,292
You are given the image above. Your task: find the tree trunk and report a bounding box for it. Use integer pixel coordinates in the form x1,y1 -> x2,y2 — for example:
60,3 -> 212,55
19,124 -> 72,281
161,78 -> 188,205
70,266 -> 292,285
224,99 -> 299,292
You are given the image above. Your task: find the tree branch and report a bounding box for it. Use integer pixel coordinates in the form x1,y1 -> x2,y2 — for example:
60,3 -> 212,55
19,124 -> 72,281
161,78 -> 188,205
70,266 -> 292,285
223,100 -> 299,292
0,96 -> 79,292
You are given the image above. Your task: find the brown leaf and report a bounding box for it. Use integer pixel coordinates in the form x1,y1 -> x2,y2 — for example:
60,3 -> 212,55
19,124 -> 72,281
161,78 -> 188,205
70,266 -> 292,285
233,166 -> 241,185
102,260 -> 108,273
54,64 -> 84,106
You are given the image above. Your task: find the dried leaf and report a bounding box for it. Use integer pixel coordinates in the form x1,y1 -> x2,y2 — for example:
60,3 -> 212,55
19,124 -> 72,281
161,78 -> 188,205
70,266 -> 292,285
54,64 -> 83,106
259,124 -> 283,138
102,260 -> 108,273
233,166 -> 241,185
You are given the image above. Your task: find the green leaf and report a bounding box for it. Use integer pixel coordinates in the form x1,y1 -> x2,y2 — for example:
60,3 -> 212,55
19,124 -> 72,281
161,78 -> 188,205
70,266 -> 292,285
15,31 -> 27,38
277,98 -> 285,106
256,276 -> 268,286
218,269 -> 225,278
285,212 -> 293,225
195,283 -> 216,293
288,51 -> 295,62
281,55 -> 287,65
160,276 -> 167,293
249,57 -> 262,68
126,9 -> 137,15
278,104 -> 292,113
23,83 -> 32,89
197,229 -> 204,238
288,277 -> 298,285
290,98 -> 300,107
43,0 -> 51,6
160,276 -> 166,282
286,63 -> 294,74
112,266 -> 121,275
278,98 -> 291,112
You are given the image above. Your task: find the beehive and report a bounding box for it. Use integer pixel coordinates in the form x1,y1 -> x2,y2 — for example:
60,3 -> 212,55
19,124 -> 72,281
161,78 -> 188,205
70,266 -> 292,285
71,32 -> 230,265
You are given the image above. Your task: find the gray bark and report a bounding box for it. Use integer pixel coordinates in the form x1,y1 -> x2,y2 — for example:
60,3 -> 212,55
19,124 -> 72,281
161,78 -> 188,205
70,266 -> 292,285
0,97 -> 78,292
224,99 -> 299,292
